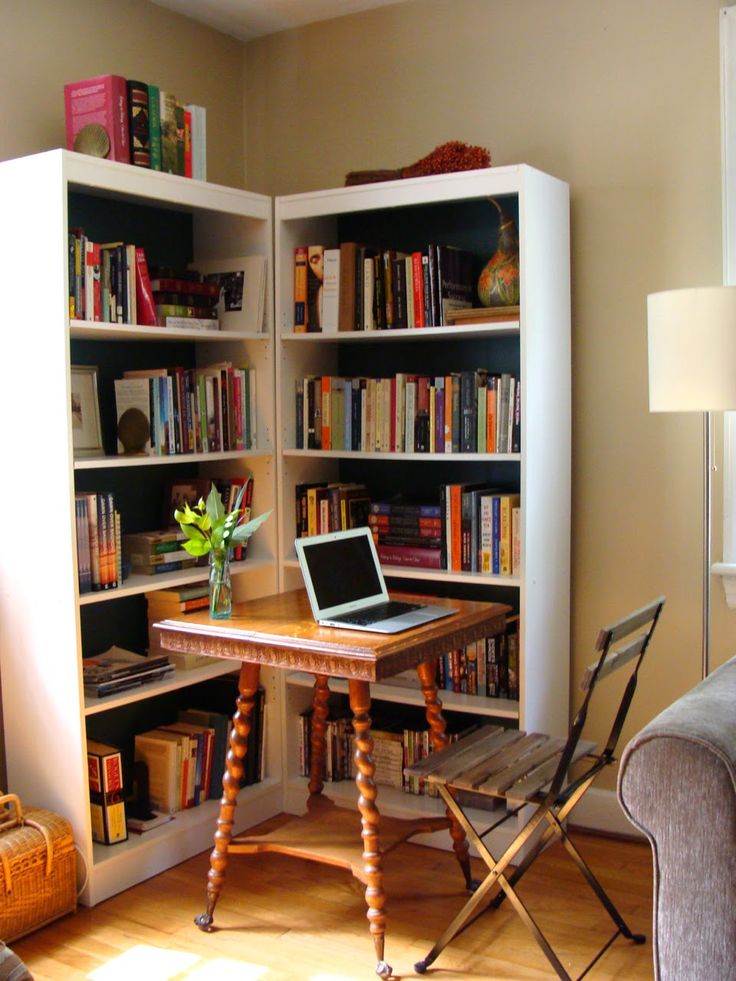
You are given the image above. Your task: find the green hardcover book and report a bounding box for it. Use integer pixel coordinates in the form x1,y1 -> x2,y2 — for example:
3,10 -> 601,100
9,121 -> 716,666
148,83 -> 162,171
175,102 -> 185,176
159,90 -> 178,174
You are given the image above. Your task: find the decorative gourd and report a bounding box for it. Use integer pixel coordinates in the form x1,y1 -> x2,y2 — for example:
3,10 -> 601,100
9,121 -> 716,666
477,198 -> 520,307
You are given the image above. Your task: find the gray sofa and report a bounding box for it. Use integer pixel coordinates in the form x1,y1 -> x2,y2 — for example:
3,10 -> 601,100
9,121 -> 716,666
617,656 -> 736,981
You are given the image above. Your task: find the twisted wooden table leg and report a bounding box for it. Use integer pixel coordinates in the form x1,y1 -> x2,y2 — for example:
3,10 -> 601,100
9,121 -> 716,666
348,678 -> 391,980
194,660 -> 261,931
416,659 -> 474,889
308,674 -> 330,798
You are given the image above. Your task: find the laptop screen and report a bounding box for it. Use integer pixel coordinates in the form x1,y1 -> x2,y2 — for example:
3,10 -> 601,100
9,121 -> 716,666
300,532 -> 384,611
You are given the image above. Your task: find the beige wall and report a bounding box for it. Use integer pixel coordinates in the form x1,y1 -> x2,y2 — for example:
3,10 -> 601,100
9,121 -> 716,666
243,0 -> 733,786
0,0 -> 245,187
1,0 -> 732,796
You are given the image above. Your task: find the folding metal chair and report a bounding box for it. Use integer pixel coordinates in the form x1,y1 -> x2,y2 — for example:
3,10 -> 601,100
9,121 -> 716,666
406,596 -> 665,980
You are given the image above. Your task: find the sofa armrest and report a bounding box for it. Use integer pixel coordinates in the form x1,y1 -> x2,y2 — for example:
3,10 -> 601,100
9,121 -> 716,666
617,657 -> 736,981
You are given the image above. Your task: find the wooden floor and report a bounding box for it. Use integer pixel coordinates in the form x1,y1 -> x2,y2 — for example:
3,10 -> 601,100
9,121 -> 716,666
13,816 -> 654,981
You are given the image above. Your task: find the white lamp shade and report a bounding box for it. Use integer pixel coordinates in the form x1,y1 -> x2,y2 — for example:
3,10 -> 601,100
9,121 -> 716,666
648,286 -> 736,411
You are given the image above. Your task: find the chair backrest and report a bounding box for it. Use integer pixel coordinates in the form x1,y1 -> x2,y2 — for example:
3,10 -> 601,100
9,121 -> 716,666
548,596 -> 665,799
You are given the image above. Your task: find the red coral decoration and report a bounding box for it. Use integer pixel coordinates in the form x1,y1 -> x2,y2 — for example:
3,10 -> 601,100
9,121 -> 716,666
345,141 -> 491,186
401,141 -> 491,178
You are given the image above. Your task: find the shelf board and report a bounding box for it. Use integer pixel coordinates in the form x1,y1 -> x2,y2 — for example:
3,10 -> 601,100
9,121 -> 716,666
79,556 -> 275,606
286,670 -> 519,719
84,657 -> 240,715
70,320 -> 269,343
282,557 -> 520,589
282,448 -> 520,463
280,322 -> 519,342
74,447 -> 272,470
91,777 -> 280,865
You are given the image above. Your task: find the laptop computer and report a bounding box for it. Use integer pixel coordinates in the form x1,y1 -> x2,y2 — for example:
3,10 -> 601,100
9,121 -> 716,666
295,526 -> 457,633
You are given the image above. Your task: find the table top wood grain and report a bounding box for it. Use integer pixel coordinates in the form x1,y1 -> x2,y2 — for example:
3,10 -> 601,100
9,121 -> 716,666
154,588 -> 510,682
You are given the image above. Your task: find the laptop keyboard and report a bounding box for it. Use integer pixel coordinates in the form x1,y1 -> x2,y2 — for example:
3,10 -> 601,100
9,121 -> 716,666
336,600 -> 422,626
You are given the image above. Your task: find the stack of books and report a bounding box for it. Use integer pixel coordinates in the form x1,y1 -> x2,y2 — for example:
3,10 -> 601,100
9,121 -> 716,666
121,528 -> 197,577
146,582 -> 213,670
369,497 -> 443,570
87,740 -> 127,844
82,646 -> 173,698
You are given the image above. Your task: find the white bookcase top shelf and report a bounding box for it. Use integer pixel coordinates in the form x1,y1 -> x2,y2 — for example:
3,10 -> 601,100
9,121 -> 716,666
79,555 -> 275,606
73,448 -> 273,470
280,322 -> 520,342
71,321 -> 269,343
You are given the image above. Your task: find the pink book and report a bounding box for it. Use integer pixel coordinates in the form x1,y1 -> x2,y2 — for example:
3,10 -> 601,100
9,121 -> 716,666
64,74 -> 129,162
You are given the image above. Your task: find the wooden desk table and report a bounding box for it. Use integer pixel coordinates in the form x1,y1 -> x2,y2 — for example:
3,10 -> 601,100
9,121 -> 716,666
155,588 -> 509,979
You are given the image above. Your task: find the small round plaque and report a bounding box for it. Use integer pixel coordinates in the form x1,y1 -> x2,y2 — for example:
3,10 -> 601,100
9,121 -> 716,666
73,123 -> 111,159
117,407 -> 151,455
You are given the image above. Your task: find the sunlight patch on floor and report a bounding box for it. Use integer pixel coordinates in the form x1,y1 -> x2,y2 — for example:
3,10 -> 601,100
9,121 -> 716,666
86,945 -> 272,981
87,945 -> 199,981
185,959 -> 270,980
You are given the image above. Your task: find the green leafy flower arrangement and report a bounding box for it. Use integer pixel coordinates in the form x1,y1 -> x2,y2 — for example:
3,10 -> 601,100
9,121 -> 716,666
174,483 -> 270,617
174,483 -> 270,558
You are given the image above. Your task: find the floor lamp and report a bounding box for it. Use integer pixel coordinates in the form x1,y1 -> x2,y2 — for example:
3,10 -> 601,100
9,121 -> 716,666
647,286 -> 736,679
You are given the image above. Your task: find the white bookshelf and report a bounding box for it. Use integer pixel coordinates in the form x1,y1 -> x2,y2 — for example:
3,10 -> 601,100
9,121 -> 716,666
0,154 -> 571,901
0,150 -> 282,905
273,166 -> 571,838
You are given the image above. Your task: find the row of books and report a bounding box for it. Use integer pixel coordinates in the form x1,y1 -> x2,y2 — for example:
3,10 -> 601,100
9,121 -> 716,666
64,73 -> 206,179
295,370 -> 520,455
440,485 -> 521,576
293,241 -> 476,333
68,230 -> 227,332
371,487 -> 520,575
435,618 -> 520,699
86,678 -> 264,844
68,231 -> 155,326
295,481 -> 371,538
297,702 -> 497,797
82,646 -> 174,698
75,491 -> 121,593
114,361 -> 257,456
134,684 -> 265,816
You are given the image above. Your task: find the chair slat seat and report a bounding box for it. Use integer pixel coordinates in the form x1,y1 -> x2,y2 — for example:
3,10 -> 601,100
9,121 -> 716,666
476,735 -> 567,795
403,724 -> 506,779
505,738 -> 598,804
426,728 -> 526,785
443,731 -> 548,791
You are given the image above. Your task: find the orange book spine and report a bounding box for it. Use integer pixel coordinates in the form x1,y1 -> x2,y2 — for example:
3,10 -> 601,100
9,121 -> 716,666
294,246 -> 308,332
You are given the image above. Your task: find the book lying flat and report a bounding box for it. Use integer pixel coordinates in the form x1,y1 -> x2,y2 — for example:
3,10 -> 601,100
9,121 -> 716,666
83,646 -> 170,684
126,808 -> 175,834
85,664 -> 175,698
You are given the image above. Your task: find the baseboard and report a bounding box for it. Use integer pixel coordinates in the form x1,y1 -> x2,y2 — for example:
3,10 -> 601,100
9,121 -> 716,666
567,787 -> 645,839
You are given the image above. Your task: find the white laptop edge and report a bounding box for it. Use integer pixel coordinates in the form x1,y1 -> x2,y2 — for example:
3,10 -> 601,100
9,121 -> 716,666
295,525 -> 389,621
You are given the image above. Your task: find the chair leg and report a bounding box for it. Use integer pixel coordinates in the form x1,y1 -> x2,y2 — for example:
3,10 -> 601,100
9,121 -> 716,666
558,831 -> 645,943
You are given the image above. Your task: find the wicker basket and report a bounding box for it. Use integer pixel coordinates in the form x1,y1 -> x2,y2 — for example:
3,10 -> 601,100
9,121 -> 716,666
0,794 -> 77,943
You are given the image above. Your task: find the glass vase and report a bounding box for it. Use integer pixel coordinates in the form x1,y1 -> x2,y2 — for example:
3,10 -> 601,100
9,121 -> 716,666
209,549 -> 232,619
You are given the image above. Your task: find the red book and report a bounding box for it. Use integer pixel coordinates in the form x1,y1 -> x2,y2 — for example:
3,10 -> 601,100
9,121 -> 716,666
64,74 -> 129,162
135,248 -> 158,326
376,544 -> 443,569
412,252 -> 425,327
183,108 -> 193,178
149,278 -> 220,297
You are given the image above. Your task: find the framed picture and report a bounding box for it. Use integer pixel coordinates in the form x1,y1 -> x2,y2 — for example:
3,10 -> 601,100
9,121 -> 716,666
162,478 -> 211,527
193,255 -> 267,333
70,365 -> 104,457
